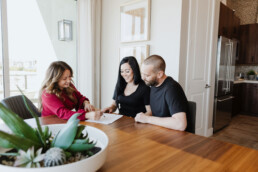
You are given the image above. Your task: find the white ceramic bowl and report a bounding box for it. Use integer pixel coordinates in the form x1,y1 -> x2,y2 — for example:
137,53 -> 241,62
0,124 -> 108,172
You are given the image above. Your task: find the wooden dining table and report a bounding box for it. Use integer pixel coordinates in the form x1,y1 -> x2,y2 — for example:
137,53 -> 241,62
26,115 -> 258,172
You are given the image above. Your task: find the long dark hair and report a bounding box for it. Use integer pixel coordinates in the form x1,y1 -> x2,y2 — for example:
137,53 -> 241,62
114,56 -> 143,100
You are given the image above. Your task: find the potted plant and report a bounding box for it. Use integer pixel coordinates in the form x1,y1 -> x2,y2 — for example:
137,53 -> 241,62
247,70 -> 255,80
0,96 -> 108,171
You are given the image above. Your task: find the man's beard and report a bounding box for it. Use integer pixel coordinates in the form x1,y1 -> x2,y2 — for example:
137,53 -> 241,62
145,78 -> 158,87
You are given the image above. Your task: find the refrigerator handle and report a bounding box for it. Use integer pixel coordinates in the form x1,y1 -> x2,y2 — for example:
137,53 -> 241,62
226,42 -> 231,93
228,42 -> 233,92
223,43 -> 230,92
217,96 -> 234,102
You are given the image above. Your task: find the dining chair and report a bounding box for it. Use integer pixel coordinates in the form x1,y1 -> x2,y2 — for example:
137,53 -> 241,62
0,95 -> 41,119
186,101 -> 196,134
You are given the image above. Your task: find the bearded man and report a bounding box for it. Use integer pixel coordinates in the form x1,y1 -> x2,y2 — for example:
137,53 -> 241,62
135,55 -> 189,131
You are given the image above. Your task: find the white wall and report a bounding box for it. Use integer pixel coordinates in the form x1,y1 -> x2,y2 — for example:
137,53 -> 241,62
149,0 -> 182,79
36,0 -> 78,82
101,0 -> 183,108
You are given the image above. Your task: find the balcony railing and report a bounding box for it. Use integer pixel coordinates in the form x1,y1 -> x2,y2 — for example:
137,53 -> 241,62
0,73 -> 38,104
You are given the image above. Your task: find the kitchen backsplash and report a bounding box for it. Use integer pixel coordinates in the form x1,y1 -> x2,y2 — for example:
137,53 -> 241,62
235,66 -> 258,77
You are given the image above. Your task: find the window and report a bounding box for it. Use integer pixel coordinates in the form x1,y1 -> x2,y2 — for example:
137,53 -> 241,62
0,0 -> 78,106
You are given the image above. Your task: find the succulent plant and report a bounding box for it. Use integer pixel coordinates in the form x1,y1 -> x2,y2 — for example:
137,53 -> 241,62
51,113 -> 96,153
0,93 -> 51,151
14,147 -> 45,168
51,113 -> 80,149
44,147 -> 66,167
0,91 -> 97,168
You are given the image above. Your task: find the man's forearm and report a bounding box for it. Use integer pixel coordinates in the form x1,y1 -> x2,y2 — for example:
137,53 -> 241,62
146,112 -> 187,131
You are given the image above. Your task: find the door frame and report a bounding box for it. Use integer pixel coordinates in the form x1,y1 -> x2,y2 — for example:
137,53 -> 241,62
1,0 -> 10,98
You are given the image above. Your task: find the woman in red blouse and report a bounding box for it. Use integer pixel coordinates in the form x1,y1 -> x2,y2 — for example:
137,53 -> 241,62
39,61 -> 102,120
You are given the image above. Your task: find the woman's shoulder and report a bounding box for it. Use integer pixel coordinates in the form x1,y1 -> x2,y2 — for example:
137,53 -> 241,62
42,89 -> 57,99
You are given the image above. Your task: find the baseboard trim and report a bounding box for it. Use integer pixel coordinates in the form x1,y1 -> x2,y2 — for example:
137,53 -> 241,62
206,128 -> 213,137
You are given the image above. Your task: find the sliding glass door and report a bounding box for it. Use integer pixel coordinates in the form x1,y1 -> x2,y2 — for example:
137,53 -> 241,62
0,0 -> 78,106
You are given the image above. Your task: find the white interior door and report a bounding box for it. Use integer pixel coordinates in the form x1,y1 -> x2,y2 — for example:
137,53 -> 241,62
180,0 -> 220,136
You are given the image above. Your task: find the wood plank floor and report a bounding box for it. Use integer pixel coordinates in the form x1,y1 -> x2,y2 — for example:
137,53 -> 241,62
211,114 -> 258,150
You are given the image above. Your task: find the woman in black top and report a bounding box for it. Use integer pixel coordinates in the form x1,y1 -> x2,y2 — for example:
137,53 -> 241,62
101,56 -> 151,118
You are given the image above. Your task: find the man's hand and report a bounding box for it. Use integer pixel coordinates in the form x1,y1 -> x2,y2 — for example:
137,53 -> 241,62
135,112 -> 149,123
84,101 -> 95,112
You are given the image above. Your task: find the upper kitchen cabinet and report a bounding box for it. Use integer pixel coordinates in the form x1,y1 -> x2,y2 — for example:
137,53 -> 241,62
218,3 -> 239,39
232,15 -> 240,39
238,24 -> 258,64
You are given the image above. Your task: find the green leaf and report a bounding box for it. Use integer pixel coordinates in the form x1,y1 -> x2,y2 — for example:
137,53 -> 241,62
51,130 -> 60,147
52,113 -> 80,149
0,130 -> 41,151
64,151 -> 72,158
67,143 -> 96,152
0,103 -> 41,144
14,156 -> 30,167
0,137 -> 14,148
17,87 -> 45,147
75,125 -> 85,139
73,138 -> 88,144
0,152 -> 19,156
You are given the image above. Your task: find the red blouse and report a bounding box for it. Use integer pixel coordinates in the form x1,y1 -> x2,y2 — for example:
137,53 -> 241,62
41,86 -> 89,120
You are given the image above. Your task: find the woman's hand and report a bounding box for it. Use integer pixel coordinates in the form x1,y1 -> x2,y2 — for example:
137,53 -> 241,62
101,101 -> 117,113
85,111 -> 103,120
101,106 -> 114,113
83,101 -> 95,112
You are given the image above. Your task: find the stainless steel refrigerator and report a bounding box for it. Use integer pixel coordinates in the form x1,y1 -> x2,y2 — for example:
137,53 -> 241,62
213,36 -> 239,133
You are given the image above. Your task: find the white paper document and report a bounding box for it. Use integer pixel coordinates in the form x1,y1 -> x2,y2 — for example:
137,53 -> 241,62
86,113 -> 123,125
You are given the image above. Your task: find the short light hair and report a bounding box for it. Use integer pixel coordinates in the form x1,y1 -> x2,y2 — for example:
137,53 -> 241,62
143,55 -> 166,72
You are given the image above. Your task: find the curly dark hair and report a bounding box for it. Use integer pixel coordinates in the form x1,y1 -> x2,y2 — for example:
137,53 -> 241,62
114,56 -> 143,100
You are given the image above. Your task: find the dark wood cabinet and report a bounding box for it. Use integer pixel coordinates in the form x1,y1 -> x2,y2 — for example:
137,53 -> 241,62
234,83 -> 258,116
237,25 -> 247,64
232,15 -> 240,39
218,3 -> 238,39
250,84 -> 258,114
232,83 -> 242,116
241,83 -> 252,113
255,25 -> 258,64
238,24 -> 258,64
218,3 -> 228,37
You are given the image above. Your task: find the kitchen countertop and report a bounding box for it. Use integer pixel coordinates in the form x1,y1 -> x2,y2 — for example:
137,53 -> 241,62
234,79 -> 258,84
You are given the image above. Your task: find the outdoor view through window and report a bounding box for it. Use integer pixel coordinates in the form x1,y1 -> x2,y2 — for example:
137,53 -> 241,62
0,0 -> 77,106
